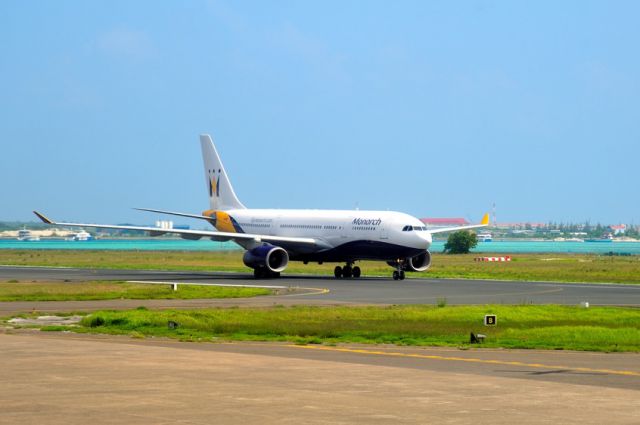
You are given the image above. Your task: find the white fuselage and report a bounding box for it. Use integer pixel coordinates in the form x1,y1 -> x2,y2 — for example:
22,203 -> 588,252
217,209 -> 432,262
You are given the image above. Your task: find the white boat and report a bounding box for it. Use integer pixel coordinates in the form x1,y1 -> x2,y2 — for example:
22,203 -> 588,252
477,232 -> 493,242
585,233 -> 613,243
68,230 -> 93,241
17,228 -> 40,241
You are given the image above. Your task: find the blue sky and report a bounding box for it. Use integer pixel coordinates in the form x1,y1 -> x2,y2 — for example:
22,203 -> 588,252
1,1 -> 638,224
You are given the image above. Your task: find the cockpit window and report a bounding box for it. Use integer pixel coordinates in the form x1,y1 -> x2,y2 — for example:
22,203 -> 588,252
403,225 -> 428,231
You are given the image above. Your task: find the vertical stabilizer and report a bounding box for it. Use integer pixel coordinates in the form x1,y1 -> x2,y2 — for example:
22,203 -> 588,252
200,134 -> 246,211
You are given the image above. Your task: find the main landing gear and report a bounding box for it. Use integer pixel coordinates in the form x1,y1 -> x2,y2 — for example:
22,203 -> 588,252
334,263 -> 361,279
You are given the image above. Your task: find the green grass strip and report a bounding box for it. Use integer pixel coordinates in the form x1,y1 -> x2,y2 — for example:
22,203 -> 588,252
0,281 -> 271,301
68,305 -> 640,352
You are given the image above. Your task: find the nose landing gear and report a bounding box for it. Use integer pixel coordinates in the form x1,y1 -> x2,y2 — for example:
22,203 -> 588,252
334,263 -> 361,279
392,260 -> 406,281
392,270 -> 405,280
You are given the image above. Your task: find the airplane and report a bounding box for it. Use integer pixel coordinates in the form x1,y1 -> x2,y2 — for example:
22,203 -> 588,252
34,134 -> 488,280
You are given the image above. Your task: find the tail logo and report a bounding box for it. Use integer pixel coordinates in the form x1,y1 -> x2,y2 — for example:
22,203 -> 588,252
208,169 -> 221,198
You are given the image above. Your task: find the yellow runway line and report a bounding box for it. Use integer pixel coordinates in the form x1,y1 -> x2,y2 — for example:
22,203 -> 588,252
289,345 -> 640,377
279,287 -> 330,297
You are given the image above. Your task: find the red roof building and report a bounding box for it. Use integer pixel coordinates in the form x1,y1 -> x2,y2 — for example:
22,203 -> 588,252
494,222 -> 546,229
609,224 -> 626,234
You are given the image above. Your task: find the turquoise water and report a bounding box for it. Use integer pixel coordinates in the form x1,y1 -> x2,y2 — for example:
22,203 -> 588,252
0,239 -> 238,251
1,239 -> 639,254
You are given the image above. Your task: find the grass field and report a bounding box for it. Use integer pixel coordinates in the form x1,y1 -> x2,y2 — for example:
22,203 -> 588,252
0,281 -> 272,301
63,305 -> 640,352
1,249 -> 639,284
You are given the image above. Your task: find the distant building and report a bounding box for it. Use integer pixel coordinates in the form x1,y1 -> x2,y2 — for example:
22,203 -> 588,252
155,220 -> 174,229
494,222 -> 546,230
609,224 -> 626,235
420,218 -> 469,228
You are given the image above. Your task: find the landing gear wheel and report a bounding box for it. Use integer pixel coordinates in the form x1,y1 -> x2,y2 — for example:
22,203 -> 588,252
352,266 -> 361,278
334,266 -> 343,279
393,271 -> 399,281
399,271 -> 405,280
254,268 -> 264,279
342,265 -> 353,278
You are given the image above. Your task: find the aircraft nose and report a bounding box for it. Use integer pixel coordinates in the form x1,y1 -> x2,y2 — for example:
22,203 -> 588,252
417,232 -> 432,248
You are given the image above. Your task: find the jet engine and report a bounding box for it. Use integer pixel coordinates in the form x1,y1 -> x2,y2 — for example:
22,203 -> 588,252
387,251 -> 432,272
243,244 -> 289,274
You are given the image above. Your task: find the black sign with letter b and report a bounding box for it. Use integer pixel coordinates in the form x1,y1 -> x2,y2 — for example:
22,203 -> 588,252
484,315 -> 497,326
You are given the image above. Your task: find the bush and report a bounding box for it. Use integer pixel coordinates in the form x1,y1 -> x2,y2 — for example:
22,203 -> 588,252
87,315 -> 105,327
443,231 -> 478,254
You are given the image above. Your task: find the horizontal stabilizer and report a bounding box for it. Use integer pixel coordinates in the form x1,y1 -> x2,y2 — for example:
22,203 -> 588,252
134,207 -> 213,221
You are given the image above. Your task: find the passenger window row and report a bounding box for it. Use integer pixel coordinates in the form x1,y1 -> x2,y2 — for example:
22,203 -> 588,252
280,224 -> 323,229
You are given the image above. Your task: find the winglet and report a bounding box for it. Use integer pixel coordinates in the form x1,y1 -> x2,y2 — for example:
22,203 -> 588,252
481,213 -> 489,226
33,211 -> 54,224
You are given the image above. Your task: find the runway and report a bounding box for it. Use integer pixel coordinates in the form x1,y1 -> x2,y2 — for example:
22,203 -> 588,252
1,266 -> 640,314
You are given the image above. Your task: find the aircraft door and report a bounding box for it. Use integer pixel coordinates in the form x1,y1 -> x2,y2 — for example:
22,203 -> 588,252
341,218 -> 351,239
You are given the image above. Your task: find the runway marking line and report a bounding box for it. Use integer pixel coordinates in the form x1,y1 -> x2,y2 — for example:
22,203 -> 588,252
126,280 -> 329,297
279,287 -> 330,297
0,264 -> 78,269
126,280 -> 288,289
288,345 -> 640,377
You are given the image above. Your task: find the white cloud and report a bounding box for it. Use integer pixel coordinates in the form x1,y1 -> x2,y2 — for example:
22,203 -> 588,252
269,23 -> 348,82
96,27 -> 155,61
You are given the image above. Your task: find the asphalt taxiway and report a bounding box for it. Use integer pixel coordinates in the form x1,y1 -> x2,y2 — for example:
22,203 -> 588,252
1,266 -> 639,314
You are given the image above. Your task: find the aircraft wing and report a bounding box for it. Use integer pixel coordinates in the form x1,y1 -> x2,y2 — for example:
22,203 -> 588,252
426,213 -> 490,235
33,211 -> 320,246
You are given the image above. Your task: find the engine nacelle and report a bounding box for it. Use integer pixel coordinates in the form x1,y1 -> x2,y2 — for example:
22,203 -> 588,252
387,251 -> 432,272
405,251 -> 432,272
242,244 -> 289,273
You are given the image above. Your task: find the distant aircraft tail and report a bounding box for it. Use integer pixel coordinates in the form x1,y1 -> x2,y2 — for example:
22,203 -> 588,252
200,134 -> 246,211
